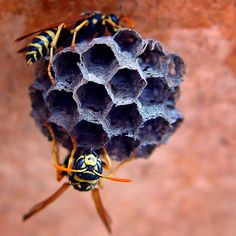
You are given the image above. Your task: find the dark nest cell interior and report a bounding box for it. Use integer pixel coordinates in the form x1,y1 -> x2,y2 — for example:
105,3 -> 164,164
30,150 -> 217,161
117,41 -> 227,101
107,104 -> 142,133
109,68 -> 146,101
54,51 -> 82,87
73,120 -> 109,149
76,82 -> 112,115
139,77 -> 171,105
106,135 -> 140,161
137,117 -> 170,145
114,29 -> 142,56
82,44 -> 117,78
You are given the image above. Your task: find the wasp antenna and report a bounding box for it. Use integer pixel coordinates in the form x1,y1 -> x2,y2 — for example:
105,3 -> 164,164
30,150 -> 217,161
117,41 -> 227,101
93,170 -> 132,183
53,164 -> 86,173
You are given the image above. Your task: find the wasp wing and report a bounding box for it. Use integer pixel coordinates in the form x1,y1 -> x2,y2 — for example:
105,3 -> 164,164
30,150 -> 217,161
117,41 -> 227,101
15,16 -> 89,42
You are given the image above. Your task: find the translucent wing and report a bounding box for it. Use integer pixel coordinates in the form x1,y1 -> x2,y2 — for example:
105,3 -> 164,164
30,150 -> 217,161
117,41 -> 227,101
15,16 -> 89,42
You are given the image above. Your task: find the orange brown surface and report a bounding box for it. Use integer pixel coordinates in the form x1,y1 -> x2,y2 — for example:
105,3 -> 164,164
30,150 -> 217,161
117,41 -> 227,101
0,1 -> 236,236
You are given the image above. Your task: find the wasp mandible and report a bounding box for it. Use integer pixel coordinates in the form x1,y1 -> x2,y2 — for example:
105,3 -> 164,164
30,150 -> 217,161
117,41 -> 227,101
22,124 -> 132,233
16,12 -> 135,84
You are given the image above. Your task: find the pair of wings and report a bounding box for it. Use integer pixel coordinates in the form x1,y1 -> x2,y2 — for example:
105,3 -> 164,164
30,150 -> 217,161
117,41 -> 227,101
15,12 -> 94,53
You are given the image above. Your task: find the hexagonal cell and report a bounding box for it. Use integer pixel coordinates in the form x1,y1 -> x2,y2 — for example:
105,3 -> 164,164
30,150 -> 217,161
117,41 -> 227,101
166,87 -> 180,109
134,144 -> 156,159
46,90 -> 78,130
29,86 -> 49,124
113,29 -> 143,56
107,104 -> 142,133
139,77 -> 171,105
72,120 -> 109,149
41,123 -> 72,149
166,54 -> 185,88
137,117 -> 170,145
138,40 -> 167,77
54,51 -> 82,88
109,68 -> 146,102
82,44 -> 118,78
106,135 -> 140,161
76,82 -> 112,117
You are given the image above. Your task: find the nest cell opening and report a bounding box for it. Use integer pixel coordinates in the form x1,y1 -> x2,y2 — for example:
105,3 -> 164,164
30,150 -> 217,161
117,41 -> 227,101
73,120 -> 109,148
166,87 -> 180,108
109,68 -> 146,101
139,77 -> 171,105
46,90 -> 78,116
138,41 -> 166,76
107,104 -> 142,133
167,54 -> 185,79
29,87 -> 49,122
54,51 -> 82,86
76,82 -> 112,115
47,123 -> 72,149
106,135 -> 140,161
138,117 -> 170,145
134,144 -> 156,158
114,30 -> 142,56
82,44 -> 117,78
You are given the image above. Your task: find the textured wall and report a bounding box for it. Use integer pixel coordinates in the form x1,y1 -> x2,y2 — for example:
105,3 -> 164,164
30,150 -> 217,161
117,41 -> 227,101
0,1 -> 236,236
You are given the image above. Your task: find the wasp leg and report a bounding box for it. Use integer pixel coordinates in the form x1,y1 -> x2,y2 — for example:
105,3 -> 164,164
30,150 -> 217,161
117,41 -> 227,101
108,153 -> 136,177
44,123 -> 65,181
91,188 -> 112,234
103,19 -> 121,29
23,182 -> 69,221
47,23 -> 66,84
101,147 -> 112,170
67,136 -> 77,169
71,20 -> 89,48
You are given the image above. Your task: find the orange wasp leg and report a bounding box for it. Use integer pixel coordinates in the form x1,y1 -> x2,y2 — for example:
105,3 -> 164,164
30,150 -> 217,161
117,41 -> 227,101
103,19 -> 121,29
48,23 -> 66,84
71,20 -> 89,48
44,123 -> 64,181
67,136 -> 77,169
101,147 -> 112,170
22,182 -> 70,221
91,188 -> 112,234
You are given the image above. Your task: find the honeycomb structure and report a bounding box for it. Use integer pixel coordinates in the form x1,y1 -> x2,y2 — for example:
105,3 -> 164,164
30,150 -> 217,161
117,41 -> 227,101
29,29 -> 185,161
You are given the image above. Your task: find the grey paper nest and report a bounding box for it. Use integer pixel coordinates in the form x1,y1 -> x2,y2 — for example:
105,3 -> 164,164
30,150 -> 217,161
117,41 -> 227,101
29,29 -> 185,160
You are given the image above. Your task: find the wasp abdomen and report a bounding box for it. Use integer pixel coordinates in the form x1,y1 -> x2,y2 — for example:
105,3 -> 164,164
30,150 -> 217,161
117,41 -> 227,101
26,29 -> 57,65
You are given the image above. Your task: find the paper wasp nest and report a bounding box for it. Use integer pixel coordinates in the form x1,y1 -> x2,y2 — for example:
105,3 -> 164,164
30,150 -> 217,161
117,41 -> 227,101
29,29 -> 185,160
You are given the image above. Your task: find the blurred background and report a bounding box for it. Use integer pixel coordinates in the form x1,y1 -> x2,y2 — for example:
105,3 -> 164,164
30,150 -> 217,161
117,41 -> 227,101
0,1 -> 236,236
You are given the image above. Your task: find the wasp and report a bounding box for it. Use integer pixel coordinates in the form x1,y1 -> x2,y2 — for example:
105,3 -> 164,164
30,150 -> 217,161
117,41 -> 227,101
16,12 -> 135,84
22,124 -> 132,233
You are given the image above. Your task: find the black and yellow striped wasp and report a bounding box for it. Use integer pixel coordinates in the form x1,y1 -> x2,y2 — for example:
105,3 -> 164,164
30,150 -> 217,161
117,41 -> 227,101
22,124 -> 132,233
16,12 -> 134,84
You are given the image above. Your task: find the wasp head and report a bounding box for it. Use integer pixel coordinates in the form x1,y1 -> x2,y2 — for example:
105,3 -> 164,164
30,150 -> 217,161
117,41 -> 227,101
72,149 -> 103,181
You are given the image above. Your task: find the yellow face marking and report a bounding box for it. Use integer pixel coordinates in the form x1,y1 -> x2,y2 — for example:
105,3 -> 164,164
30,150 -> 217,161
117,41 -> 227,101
74,175 -> 97,184
84,154 -> 97,166
81,163 -> 86,169
92,18 -> 98,24
94,165 -> 98,171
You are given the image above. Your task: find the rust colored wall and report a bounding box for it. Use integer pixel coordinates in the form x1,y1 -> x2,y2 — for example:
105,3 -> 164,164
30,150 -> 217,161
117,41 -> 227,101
0,1 -> 236,236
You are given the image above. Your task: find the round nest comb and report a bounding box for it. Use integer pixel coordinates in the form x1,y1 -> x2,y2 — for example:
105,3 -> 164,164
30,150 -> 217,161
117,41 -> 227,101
29,29 -> 185,161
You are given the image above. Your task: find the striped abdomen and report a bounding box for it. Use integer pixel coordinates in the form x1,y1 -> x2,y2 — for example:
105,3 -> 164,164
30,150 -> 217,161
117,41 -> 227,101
26,29 -> 57,65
